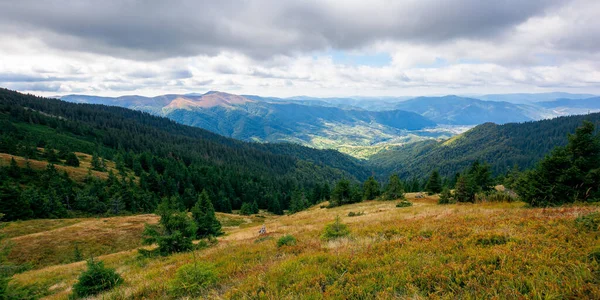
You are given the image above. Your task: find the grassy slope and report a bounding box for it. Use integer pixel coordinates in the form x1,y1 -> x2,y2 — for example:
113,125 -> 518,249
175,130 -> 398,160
0,150 -> 135,182
7,196 -> 600,299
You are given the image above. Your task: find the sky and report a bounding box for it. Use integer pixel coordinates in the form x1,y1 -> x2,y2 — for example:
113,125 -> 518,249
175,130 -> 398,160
1,0 -> 599,98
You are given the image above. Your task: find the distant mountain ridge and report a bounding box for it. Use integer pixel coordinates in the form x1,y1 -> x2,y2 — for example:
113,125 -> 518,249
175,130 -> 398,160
393,95 -> 551,125
59,91 -> 598,158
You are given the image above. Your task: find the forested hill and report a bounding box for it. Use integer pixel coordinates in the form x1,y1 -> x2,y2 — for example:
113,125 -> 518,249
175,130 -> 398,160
368,113 -> 600,179
0,88 -> 368,221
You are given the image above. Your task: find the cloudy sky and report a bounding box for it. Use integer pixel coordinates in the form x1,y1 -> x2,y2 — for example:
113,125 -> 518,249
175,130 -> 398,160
1,0 -> 599,97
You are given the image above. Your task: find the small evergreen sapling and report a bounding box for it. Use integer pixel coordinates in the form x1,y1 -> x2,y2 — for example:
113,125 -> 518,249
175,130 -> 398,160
322,216 -> 350,240
72,258 -> 123,298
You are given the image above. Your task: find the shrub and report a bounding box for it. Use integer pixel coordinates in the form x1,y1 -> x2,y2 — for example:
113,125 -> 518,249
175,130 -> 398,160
438,188 -> 454,204
72,259 -> 123,298
475,233 -> 509,246
141,198 -> 197,256
322,216 -> 350,240
65,152 -> 80,167
277,235 -> 297,248
588,249 -> 600,262
575,212 -> 600,231
396,200 -> 413,208
347,211 -> 364,217
169,262 -> 218,297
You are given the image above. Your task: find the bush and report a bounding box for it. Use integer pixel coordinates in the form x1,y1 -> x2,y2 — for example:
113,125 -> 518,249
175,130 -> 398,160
347,211 -> 364,217
475,233 -> 509,246
588,249 -> 600,262
169,262 -> 218,297
396,200 -> 413,208
65,152 -> 80,167
322,216 -> 350,240
575,212 -> 600,231
277,235 -> 297,248
438,188 -> 454,204
72,259 -> 123,298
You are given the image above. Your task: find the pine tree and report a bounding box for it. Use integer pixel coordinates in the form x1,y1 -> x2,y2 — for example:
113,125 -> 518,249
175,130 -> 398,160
384,174 -> 405,200
192,190 -> 222,238
438,187 -> 453,204
240,202 -> 253,215
65,152 -> 80,167
425,170 -> 442,195
454,174 -> 475,203
269,195 -> 283,215
142,198 -> 197,256
7,158 -> 20,178
0,181 -> 32,221
331,179 -> 351,207
289,189 -> 305,213
45,147 -> 59,163
251,199 -> 259,214
91,153 -> 105,171
517,121 -> 600,206
362,176 -> 381,200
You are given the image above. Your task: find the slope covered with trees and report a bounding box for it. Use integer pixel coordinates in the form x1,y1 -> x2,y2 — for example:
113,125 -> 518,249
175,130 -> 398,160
0,88 -> 369,221
369,113 -> 600,179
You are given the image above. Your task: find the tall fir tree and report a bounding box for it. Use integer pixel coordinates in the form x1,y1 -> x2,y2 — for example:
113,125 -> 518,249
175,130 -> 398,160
384,174 -> 405,200
192,190 -> 222,238
362,176 -> 381,200
425,170 -> 442,194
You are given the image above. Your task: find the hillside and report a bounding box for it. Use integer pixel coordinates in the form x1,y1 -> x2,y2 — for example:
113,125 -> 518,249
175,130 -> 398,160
394,95 -> 550,125
368,113 -> 600,178
0,88 -> 369,220
61,92 -> 441,157
5,196 -> 600,298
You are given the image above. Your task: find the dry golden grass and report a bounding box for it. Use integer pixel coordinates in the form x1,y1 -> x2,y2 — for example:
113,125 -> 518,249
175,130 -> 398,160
8,195 -> 600,299
6,214 -> 158,270
0,150 -> 136,182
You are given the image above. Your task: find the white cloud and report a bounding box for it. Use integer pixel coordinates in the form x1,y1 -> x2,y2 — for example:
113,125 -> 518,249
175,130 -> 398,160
0,0 -> 598,97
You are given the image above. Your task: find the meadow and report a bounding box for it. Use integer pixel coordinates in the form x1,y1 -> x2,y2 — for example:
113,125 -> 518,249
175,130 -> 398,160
3,194 -> 600,299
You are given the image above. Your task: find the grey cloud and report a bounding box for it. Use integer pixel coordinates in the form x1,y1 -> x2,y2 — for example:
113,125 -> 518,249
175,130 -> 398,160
0,0 -> 567,60
7,82 -> 63,92
0,73 -> 82,83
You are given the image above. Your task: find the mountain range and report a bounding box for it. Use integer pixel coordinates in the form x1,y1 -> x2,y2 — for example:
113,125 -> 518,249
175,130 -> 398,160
60,91 -> 598,158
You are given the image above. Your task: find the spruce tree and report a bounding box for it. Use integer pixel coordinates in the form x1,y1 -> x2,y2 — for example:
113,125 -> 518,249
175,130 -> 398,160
425,170 -> 442,195
331,179 -> 351,207
65,152 -> 80,167
454,174 -> 475,203
384,174 -> 405,200
517,121 -> 600,206
0,181 -> 32,221
142,198 -> 197,256
438,187 -> 453,204
91,153 -> 105,171
362,176 -> 381,200
192,190 -> 222,238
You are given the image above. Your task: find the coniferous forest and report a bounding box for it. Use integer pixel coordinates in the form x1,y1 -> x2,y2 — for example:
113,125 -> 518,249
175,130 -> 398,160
0,88 -> 368,220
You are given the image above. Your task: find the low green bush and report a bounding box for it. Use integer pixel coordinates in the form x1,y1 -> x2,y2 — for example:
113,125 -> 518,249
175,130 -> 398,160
277,235 -> 297,248
475,233 -> 509,246
575,212 -> 600,231
321,216 -> 350,240
347,211 -> 364,217
72,259 -> 123,298
396,200 -> 413,208
169,262 -> 218,297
